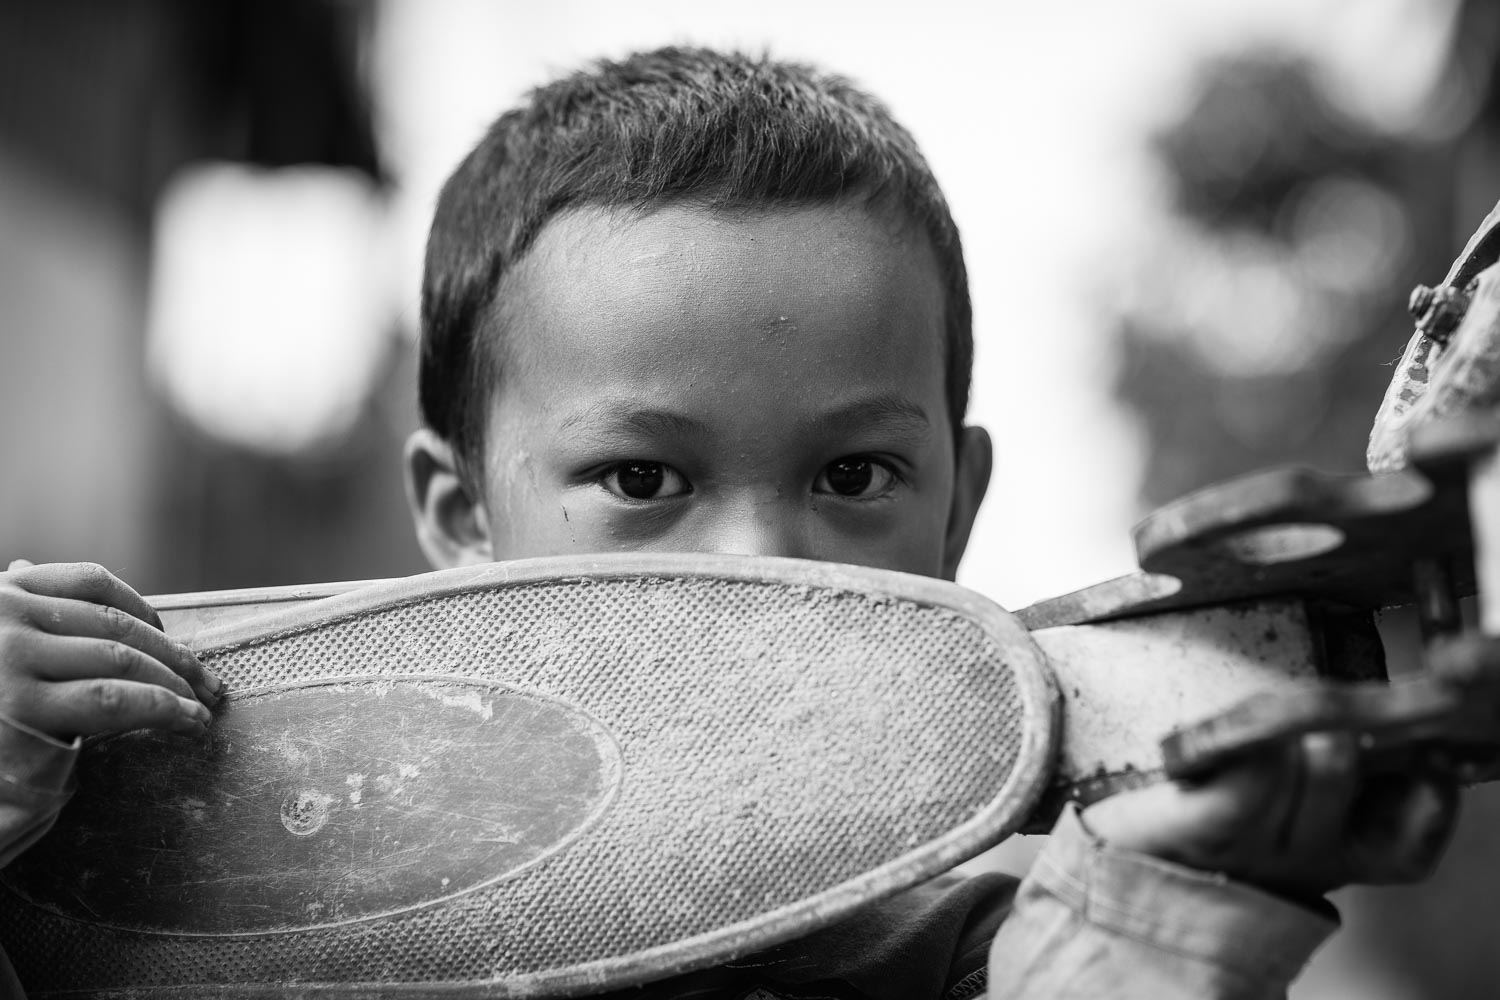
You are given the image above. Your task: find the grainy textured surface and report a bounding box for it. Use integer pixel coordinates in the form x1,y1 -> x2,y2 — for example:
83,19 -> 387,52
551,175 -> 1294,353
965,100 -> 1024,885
0,559 -> 1054,997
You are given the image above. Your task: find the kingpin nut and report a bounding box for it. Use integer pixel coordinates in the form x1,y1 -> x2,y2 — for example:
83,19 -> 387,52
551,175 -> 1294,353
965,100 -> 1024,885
1409,284 -> 1436,320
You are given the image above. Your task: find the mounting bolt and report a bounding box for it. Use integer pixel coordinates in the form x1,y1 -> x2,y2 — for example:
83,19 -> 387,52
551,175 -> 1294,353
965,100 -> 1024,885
1409,284 -> 1436,320
1410,283 -> 1473,346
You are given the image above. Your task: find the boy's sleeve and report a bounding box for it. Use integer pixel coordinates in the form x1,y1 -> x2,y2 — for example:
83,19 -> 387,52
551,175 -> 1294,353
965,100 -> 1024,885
0,709 -> 79,870
0,710 -> 79,999
987,804 -> 1337,1000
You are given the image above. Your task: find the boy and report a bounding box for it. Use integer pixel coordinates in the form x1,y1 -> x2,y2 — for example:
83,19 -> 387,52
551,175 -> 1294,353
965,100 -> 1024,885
0,46 -> 1459,999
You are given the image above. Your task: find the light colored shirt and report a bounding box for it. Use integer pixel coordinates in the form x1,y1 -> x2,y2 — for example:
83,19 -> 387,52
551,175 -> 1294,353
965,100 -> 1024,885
988,805 -> 1338,999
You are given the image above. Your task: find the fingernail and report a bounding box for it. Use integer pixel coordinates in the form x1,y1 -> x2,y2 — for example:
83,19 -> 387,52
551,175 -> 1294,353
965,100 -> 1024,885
203,672 -> 223,695
174,710 -> 208,737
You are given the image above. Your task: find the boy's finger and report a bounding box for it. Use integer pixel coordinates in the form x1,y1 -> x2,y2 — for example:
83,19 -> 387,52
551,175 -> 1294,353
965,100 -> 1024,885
1346,773 -> 1460,885
3,562 -> 164,631
30,678 -> 211,740
15,633 -> 200,705
1276,731 -> 1359,858
1178,743 -> 1288,842
18,593 -> 220,705
1082,743 -> 1285,865
6,559 -> 34,572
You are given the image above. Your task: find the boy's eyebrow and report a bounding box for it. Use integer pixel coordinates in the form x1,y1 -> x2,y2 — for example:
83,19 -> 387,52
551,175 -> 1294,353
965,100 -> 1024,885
557,395 -> 933,442
558,402 -> 711,439
811,394 -> 933,441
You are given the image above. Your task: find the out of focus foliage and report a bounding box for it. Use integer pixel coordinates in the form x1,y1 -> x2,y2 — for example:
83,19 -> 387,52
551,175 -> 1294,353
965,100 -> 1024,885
1113,1 -> 1500,506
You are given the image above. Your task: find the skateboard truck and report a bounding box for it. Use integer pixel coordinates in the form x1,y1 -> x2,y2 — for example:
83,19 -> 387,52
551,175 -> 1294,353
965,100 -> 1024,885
1023,195 -> 1500,791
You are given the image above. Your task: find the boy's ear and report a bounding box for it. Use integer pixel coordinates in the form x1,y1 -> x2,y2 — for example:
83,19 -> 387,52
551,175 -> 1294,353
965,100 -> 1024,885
403,429 -> 494,569
941,425 -> 993,581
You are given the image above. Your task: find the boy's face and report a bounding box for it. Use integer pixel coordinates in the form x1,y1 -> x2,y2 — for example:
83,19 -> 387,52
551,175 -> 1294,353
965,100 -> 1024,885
407,202 -> 991,580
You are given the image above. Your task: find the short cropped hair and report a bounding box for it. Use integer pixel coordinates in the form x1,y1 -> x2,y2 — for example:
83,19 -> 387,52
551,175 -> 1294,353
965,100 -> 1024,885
419,46 -> 972,477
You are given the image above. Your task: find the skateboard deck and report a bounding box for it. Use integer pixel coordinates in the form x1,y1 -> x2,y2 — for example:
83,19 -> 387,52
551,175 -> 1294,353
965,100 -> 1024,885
0,554 -> 1057,997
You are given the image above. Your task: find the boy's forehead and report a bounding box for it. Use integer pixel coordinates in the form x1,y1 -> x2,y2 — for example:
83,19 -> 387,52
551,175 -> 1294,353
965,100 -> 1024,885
487,200 -> 946,379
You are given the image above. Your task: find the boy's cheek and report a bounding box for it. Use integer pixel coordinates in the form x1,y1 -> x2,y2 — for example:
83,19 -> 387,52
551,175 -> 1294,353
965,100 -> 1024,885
812,506 -> 932,566
569,497 -> 689,549
482,489 -> 670,560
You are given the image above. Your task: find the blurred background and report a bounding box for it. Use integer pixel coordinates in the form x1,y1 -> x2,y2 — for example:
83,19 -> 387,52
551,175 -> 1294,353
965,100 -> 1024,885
2,0 -> 1498,995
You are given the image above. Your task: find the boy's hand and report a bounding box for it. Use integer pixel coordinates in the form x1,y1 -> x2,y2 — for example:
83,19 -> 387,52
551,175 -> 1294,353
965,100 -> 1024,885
1081,732 -> 1459,902
0,560 -> 220,740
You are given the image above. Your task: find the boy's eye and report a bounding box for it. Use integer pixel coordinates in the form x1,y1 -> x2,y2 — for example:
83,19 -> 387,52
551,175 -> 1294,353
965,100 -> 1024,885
601,461 -> 691,501
814,457 -> 897,499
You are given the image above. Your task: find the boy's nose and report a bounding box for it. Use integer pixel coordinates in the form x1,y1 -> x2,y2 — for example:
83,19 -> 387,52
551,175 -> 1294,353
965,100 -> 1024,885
697,504 -> 811,561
